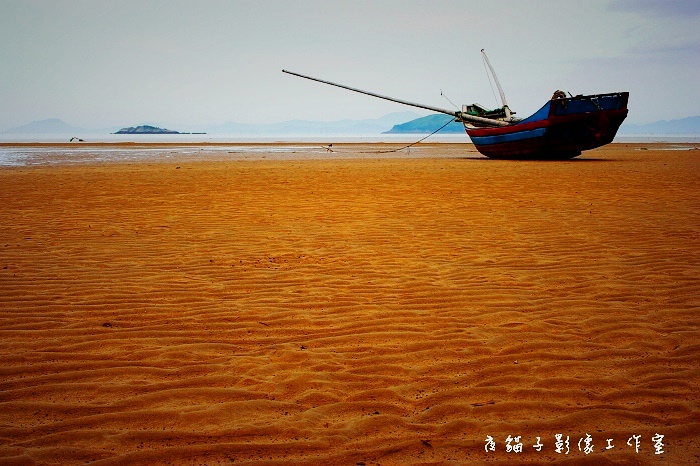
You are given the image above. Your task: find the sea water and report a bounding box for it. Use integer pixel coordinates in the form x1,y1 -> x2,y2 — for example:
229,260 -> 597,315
0,145 -> 332,167
0,132 -> 473,167
0,133 -> 697,167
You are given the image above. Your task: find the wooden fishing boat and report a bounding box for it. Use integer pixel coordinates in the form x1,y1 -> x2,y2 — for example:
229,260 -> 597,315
283,51 -> 629,160
464,91 -> 629,159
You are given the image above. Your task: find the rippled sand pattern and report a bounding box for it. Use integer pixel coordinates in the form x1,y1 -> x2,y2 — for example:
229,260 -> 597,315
1,144 -> 699,465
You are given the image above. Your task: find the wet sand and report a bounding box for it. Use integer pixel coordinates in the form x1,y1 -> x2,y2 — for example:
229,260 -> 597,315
1,143 -> 698,465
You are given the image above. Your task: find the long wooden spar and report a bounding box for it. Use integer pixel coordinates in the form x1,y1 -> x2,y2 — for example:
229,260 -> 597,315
282,69 -> 509,128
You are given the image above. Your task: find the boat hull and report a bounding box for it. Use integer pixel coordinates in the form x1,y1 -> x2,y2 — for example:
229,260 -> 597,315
465,92 -> 629,159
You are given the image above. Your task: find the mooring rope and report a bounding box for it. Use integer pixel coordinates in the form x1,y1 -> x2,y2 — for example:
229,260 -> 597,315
361,116 -> 458,154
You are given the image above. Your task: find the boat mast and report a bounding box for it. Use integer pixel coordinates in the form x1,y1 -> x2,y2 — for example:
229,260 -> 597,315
481,49 -> 513,121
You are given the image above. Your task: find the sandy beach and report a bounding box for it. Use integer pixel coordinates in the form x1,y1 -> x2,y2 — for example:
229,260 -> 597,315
0,142 -> 698,465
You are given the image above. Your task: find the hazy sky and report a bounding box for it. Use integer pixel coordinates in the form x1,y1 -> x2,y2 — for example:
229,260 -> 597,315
1,0 -> 698,130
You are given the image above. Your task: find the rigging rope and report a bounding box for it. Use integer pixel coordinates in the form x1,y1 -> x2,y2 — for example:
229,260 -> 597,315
482,54 -> 499,109
440,89 -> 460,110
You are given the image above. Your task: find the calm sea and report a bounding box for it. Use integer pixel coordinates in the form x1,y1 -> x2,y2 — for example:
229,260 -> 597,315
0,133 -> 697,167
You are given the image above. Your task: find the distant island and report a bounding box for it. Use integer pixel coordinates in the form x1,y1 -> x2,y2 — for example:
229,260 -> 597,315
384,114 -> 465,134
114,125 -> 205,135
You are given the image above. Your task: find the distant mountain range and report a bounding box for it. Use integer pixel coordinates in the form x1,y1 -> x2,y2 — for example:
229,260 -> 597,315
616,116 -> 700,134
4,118 -> 95,134
202,112 -> 422,135
4,113 -> 699,136
3,118 -> 123,135
3,112 -> 422,136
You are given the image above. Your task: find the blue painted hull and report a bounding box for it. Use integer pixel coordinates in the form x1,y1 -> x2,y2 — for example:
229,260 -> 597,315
465,92 -> 629,159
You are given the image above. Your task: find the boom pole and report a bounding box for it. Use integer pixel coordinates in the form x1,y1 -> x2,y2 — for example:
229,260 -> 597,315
282,69 -> 509,128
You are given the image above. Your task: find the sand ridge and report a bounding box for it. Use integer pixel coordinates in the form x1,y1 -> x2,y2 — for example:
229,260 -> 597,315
0,143 -> 698,464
